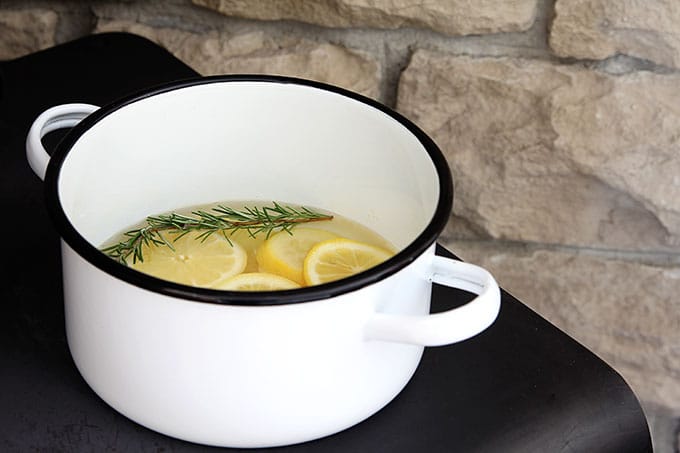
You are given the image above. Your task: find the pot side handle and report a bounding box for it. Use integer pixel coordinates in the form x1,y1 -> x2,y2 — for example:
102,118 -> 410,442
26,103 -> 99,180
365,256 -> 501,346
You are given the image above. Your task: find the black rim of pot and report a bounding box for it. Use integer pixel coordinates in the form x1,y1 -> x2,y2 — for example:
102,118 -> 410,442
44,74 -> 453,305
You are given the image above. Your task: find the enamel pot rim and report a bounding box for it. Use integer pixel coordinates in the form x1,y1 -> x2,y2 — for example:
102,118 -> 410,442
44,75 -> 453,306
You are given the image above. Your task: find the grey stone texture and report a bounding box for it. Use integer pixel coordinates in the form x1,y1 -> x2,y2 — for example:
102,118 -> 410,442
192,0 -> 539,36
0,9 -> 58,60
550,0 -> 680,69
397,51 -> 680,252
94,19 -> 381,99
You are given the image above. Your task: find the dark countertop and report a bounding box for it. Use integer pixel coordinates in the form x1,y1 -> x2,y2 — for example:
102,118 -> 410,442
0,32 -> 652,452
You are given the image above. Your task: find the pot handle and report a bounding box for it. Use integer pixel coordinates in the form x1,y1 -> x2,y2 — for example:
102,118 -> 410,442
26,103 -> 99,180
365,256 -> 501,346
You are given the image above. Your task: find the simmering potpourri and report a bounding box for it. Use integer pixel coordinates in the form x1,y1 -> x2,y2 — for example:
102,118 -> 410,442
101,202 -> 396,290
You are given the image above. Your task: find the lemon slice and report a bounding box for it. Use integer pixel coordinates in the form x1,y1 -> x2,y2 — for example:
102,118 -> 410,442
228,229 -> 267,273
215,272 -> 301,291
303,238 -> 394,285
130,231 -> 247,288
256,228 -> 338,285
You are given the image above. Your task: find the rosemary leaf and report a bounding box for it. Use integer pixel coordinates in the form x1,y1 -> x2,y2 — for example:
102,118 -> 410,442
101,202 -> 333,264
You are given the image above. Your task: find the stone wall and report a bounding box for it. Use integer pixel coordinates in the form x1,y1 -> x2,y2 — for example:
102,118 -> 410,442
2,0 -> 679,450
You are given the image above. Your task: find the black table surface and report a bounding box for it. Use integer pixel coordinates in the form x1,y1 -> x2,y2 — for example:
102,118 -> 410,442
0,32 -> 652,452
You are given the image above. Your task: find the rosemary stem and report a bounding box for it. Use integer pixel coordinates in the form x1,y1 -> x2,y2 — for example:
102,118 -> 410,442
101,203 -> 333,265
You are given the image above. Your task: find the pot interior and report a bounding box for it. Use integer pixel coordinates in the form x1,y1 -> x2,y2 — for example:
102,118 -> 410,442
56,80 -> 443,251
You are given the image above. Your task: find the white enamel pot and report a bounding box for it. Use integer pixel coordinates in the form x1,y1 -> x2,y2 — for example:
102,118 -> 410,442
25,76 -> 500,448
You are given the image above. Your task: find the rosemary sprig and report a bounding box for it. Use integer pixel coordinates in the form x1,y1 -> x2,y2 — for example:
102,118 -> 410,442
101,202 -> 333,265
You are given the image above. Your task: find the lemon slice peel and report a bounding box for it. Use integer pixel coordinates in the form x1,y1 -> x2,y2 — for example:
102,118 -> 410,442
303,238 -> 394,286
215,272 -> 302,291
256,228 -> 338,285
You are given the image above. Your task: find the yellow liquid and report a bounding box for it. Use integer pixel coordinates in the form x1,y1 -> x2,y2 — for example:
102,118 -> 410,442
102,201 -> 396,289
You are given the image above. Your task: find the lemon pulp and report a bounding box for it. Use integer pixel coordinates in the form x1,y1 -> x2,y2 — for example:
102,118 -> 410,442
130,231 -> 247,288
105,202 -> 397,290
256,228 -> 338,285
303,238 -> 393,285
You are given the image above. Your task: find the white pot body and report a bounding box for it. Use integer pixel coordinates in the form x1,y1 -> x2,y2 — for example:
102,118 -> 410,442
62,241 -> 431,448
26,77 -> 501,448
